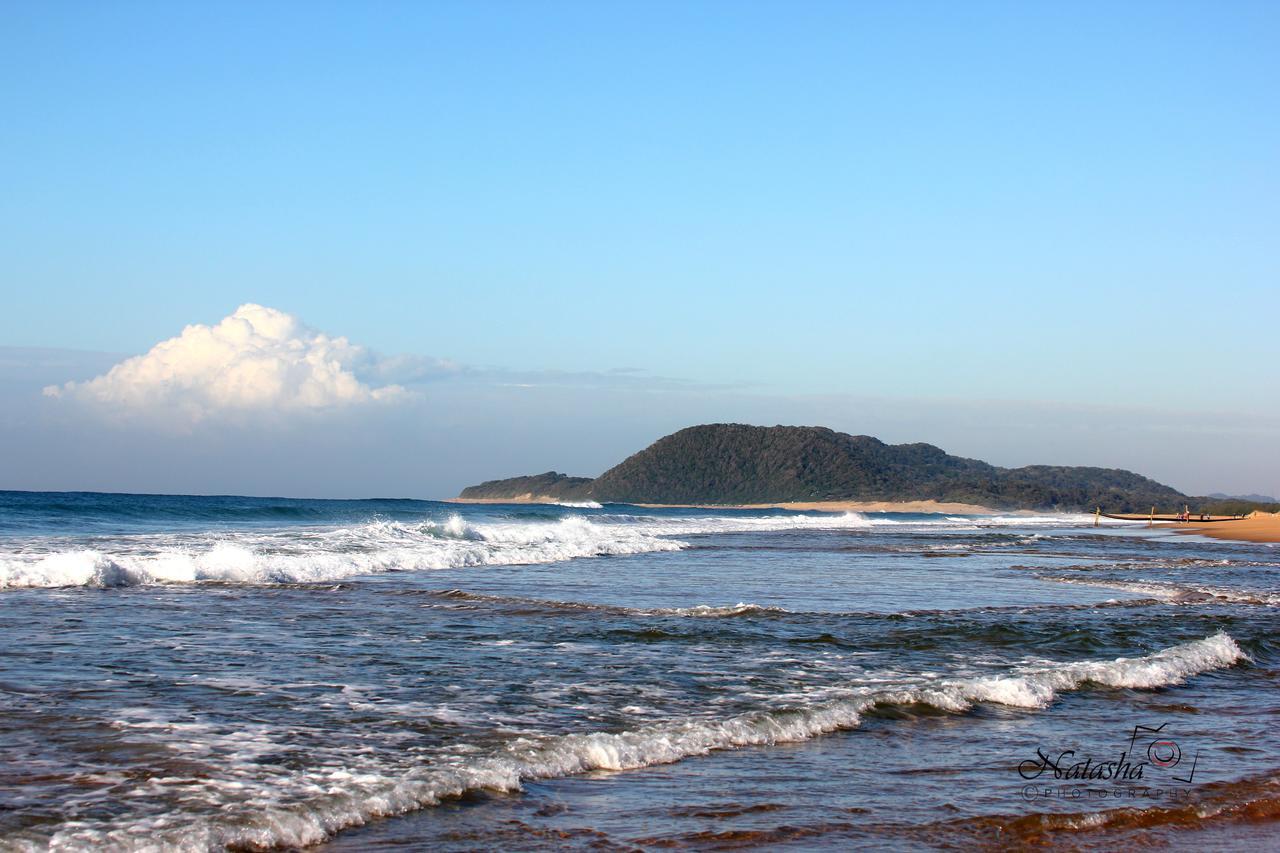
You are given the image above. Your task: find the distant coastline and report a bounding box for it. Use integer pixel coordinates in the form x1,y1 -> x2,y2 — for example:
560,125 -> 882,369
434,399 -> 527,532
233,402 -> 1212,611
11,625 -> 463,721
457,423 -> 1195,512
449,496 -> 1008,514
457,424 -> 1280,545
449,495 -> 1280,542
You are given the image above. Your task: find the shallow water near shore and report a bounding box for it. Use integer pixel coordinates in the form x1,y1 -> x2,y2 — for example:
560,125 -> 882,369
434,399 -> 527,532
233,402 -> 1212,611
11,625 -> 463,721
1,492 -> 1277,850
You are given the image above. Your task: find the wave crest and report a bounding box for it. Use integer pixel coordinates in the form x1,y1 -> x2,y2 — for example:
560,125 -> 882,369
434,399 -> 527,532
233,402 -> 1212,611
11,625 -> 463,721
0,516 -> 686,589
37,633 -> 1244,850
0,510 -> 923,591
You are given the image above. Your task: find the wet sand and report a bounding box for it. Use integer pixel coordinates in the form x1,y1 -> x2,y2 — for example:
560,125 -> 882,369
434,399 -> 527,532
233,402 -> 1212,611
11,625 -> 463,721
1103,512 -> 1280,544
1170,513 -> 1280,544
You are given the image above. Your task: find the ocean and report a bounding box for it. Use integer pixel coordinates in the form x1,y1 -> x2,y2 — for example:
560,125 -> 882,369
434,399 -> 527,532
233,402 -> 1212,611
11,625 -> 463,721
1,491 -> 1276,850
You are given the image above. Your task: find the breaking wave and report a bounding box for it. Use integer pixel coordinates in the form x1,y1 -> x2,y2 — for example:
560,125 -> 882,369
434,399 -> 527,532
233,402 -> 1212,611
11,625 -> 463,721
0,509 -> 1123,591
0,516 -> 685,589
431,588 -> 794,618
34,633 -> 1244,850
0,511 -> 890,590
426,588 -> 1159,620
610,511 -> 1097,535
1046,575 -> 1280,607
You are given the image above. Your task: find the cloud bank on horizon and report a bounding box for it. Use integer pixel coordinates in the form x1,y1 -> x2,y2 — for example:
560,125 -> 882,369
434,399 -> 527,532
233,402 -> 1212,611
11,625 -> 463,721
12,303 -> 1279,498
37,304 -> 710,431
43,304 -> 414,426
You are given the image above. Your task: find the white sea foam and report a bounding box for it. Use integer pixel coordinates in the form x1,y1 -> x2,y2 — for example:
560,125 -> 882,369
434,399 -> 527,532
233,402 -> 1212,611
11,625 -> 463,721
906,631 -> 1244,709
32,632 -> 1244,851
433,589 -> 794,618
0,516 -> 685,590
1048,575 -> 1280,607
0,511 -> 898,590
611,511 -> 1095,536
0,509 -> 1102,591
597,510 -> 877,535
657,602 -> 793,617
555,500 -> 604,508
980,514 -> 1097,526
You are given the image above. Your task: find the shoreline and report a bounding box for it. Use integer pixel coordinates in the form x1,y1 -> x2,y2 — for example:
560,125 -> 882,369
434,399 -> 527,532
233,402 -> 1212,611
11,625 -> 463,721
451,498 -> 1280,542
1167,513 -> 1280,544
448,496 -> 1015,515
1106,511 -> 1280,544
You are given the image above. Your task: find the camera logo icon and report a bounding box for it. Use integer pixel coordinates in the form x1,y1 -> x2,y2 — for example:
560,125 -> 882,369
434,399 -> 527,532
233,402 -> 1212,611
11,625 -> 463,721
1147,739 -> 1181,768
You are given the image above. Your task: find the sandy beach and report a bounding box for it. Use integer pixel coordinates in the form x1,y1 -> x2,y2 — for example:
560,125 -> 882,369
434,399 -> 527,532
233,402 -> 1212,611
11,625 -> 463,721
1168,512 -> 1280,544
1105,511 -> 1280,544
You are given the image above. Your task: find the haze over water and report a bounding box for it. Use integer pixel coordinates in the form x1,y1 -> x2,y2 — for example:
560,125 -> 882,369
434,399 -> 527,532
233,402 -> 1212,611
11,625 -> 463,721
1,492 -> 1276,850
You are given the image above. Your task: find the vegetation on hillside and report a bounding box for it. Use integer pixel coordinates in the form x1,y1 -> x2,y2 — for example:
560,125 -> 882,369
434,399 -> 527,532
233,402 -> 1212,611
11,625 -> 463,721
456,423 -> 1234,513
458,471 -> 592,501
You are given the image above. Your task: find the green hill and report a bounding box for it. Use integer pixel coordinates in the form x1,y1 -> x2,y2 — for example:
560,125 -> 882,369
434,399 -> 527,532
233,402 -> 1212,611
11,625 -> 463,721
458,423 -> 1189,511
458,471 -> 592,501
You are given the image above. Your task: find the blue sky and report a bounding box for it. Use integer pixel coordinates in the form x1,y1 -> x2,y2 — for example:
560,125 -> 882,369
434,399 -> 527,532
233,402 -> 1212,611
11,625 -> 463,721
2,2 -> 1277,498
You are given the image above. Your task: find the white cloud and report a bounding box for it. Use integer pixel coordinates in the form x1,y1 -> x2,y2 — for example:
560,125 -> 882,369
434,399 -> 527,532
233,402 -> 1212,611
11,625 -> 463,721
44,304 -> 408,425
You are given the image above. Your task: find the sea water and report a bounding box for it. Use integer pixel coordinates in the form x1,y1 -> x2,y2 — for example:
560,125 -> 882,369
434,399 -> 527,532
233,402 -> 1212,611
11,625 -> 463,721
0,491 -> 1276,850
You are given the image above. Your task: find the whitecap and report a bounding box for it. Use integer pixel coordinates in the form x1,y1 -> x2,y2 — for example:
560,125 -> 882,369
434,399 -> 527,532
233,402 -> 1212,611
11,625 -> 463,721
35,633 -> 1244,851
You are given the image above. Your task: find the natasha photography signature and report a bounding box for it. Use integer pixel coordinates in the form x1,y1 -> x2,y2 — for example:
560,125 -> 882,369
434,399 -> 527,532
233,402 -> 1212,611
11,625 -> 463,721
1018,722 -> 1202,801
